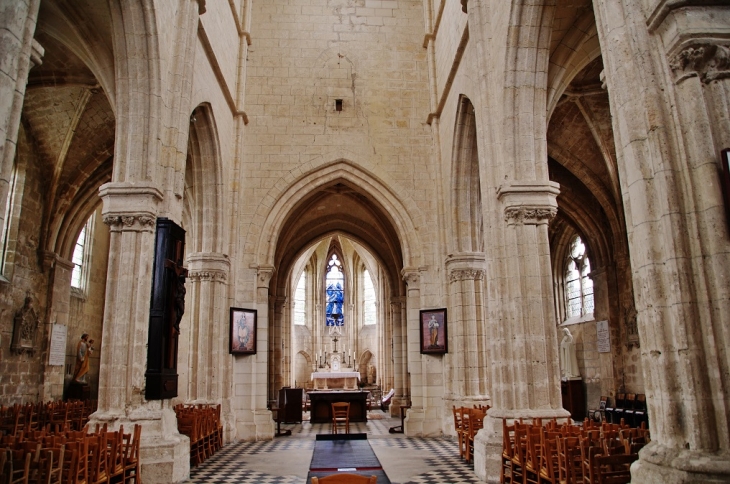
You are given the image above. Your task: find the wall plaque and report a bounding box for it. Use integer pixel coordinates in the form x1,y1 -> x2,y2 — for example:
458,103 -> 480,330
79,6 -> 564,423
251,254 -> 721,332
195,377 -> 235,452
596,320 -> 611,353
48,323 -> 67,366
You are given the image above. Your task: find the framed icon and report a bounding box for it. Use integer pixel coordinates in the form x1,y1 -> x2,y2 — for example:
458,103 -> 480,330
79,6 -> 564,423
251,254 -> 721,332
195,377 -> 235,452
419,308 -> 447,354
230,307 -> 257,355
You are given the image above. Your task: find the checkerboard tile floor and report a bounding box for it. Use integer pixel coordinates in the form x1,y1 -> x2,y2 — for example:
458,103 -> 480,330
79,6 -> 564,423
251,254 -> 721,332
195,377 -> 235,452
187,414 -> 482,484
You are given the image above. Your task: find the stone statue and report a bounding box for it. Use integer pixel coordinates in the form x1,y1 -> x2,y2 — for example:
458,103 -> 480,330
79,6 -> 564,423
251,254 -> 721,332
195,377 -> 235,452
560,327 -> 580,380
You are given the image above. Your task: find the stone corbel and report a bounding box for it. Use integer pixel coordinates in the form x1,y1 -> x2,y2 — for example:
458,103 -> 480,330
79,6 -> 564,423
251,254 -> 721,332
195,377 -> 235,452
102,214 -> 156,232
256,265 -> 275,289
497,182 -> 560,225
99,182 -> 162,232
186,252 -> 230,283
30,39 -> 44,70
669,42 -> 730,84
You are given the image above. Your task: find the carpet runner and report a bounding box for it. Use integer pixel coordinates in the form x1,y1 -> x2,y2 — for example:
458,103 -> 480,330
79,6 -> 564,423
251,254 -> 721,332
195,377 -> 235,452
308,433 -> 390,483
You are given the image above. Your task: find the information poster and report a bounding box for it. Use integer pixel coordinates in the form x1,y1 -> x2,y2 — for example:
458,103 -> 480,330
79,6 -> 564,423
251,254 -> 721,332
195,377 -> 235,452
48,324 -> 67,366
596,320 -> 611,353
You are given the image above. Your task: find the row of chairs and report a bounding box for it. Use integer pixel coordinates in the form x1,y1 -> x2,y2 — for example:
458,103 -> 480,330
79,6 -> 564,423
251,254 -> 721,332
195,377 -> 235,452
174,404 -> 223,467
1,401 -> 97,438
501,417 -> 649,484
603,394 -> 647,427
452,405 -> 490,463
0,423 -> 141,484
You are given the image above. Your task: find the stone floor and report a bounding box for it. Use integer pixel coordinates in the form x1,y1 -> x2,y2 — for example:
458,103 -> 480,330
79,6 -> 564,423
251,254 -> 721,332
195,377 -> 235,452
187,412 -> 482,483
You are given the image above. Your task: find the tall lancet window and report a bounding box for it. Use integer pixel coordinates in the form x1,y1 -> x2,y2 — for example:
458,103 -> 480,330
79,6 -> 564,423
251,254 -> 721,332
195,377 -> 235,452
294,272 -> 306,325
565,235 -> 594,319
363,269 -> 376,325
325,254 -> 344,326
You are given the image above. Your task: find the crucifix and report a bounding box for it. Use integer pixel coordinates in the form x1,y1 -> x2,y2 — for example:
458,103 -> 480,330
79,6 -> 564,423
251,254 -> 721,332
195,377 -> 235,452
164,239 -> 188,369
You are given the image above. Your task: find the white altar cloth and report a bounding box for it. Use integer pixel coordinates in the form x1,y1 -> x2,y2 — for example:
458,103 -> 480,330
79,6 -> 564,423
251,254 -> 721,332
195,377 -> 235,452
310,371 -> 360,390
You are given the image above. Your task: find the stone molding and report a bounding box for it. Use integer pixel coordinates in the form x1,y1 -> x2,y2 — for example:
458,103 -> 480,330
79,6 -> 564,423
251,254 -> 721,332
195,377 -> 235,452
102,214 -> 156,232
41,251 -> 75,273
449,269 -> 485,282
99,182 -> 163,216
669,42 -> 730,84
187,270 -> 227,283
497,182 -> 560,225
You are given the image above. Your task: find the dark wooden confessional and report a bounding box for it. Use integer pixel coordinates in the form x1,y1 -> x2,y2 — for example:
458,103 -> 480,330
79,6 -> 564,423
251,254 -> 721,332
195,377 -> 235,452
146,218 -> 187,400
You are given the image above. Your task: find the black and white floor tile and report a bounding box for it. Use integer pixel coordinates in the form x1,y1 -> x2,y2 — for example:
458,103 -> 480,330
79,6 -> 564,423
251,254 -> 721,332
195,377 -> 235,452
187,415 -> 481,484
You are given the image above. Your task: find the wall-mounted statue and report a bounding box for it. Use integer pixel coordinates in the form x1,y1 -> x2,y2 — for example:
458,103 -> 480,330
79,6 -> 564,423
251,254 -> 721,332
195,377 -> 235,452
72,333 -> 95,383
560,327 -> 581,380
11,295 -> 39,355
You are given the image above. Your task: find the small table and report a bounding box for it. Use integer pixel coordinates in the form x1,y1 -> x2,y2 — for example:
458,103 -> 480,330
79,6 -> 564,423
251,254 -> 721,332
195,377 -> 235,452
389,404 -> 411,434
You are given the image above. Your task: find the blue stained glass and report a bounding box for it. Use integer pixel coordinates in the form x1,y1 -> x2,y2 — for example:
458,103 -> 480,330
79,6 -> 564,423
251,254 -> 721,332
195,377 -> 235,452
326,259 -> 344,326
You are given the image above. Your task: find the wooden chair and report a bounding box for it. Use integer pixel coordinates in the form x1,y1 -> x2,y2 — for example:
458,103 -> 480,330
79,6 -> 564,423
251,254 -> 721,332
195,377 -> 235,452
452,407 -> 467,460
331,403 -> 350,435
37,444 -> 65,484
61,440 -> 88,484
465,408 -> 485,463
594,453 -> 636,484
121,425 -> 141,484
107,429 -> 125,483
557,435 -> 583,484
539,431 -> 561,484
7,446 -> 34,484
511,422 -> 530,484
87,433 -> 109,484
500,419 -> 517,484
311,473 -> 377,483
524,430 -> 543,484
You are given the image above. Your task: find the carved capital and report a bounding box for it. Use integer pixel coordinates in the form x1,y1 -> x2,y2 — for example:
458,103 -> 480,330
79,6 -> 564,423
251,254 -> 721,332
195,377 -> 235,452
449,269 -> 485,282
103,214 -> 156,232
188,270 -> 227,283
669,42 -> 730,84
504,207 -> 558,225
497,182 -> 560,226
401,268 -> 421,288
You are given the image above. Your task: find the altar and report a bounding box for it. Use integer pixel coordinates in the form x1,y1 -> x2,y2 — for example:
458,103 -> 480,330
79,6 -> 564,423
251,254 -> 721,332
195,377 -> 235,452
311,371 -> 360,390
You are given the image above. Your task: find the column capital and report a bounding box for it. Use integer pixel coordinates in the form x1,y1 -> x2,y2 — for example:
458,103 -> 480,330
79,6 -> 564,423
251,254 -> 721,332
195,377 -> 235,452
187,252 -> 230,282
445,252 -> 486,282
99,181 -> 163,217
497,181 -> 560,225
401,267 -> 422,288
669,42 -> 730,84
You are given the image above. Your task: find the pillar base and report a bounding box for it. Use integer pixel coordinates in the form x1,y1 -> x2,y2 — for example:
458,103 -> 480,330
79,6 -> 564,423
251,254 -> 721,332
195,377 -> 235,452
89,406 -> 190,484
236,408 -> 275,440
474,408 -> 570,483
632,442 -> 730,484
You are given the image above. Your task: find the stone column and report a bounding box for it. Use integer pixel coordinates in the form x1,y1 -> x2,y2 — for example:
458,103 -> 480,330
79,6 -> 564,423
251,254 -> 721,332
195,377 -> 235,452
92,182 -> 189,484
235,265 -> 275,440
184,252 -> 233,440
475,183 -> 569,482
39,253 -> 74,401
389,296 -> 406,414
402,268 -> 442,436
0,0 -> 41,239
444,252 -> 489,412
593,2 -> 730,481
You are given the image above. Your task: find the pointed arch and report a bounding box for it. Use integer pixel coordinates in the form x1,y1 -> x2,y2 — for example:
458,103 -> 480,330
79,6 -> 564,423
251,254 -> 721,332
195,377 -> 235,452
252,159 -> 424,271
451,95 -> 483,253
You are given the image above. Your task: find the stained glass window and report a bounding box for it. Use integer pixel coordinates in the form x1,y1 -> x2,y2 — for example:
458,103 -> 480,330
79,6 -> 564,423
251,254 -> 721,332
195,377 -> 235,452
565,235 -> 594,319
325,254 -> 344,326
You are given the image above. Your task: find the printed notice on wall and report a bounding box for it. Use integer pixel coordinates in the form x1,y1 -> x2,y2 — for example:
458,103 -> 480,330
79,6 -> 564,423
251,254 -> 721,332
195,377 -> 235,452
596,320 -> 610,353
48,324 -> 67,366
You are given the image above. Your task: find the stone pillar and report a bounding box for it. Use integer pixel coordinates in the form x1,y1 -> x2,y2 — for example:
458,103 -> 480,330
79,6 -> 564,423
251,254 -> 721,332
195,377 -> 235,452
593,2 -> 730,481
235,265 -> 274,440
444,252 -> 489,413
91,183 -> 189,484
402,268 -> 442,437
389,296 -> 406,416
475,183 -> 569,482
39,253 -> 74,401
0,0 -> 41,239
184,252 -> 233,441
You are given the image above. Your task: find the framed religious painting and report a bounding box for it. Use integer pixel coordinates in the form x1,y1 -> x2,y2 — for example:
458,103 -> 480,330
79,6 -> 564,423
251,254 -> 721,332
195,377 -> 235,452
230,307 -> 257,355
419,308 -> 448,354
